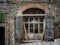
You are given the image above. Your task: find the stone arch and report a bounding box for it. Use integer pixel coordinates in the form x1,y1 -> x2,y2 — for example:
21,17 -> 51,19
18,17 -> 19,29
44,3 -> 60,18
18,4 -> 49,14
23,8 -> 45,14
17,4 -> 49,40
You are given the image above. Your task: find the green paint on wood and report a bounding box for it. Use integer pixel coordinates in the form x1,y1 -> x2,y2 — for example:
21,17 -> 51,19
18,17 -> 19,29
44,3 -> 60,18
0,13 -> 5,23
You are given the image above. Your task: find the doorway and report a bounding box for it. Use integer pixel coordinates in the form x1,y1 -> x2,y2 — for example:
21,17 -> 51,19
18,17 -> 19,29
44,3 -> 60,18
23,8 -> 45,40
24,16 -> 45,40
0,27 -> 5,45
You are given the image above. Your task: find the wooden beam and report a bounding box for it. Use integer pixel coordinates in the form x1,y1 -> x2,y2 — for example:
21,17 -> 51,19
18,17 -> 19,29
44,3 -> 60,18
24,23 -> 28,40
23,14 -> 46,16
40,31 -> 45,41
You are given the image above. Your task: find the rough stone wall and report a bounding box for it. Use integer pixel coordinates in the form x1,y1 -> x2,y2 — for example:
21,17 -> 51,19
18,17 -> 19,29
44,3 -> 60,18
54,3 -> 60,39
54,21 -> 60,38
0,0 -> 60,45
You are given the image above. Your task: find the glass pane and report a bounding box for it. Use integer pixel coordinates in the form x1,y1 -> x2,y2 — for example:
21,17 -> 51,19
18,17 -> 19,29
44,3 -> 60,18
30,24 -> 33,33
35,17 -> 38,22
40,23 -> 43,29
40,17 -> 44,22
25,17 -> 28,22
30,23 -> 33,29
35,24 -> 38,33
30,29 -> 33,33
35,24 -> 38,29
30,17 -> 33,22
35,29 -> 38,33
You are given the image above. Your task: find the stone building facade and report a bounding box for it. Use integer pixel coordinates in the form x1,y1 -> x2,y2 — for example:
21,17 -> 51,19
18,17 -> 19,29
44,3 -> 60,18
0,0 -> 60,45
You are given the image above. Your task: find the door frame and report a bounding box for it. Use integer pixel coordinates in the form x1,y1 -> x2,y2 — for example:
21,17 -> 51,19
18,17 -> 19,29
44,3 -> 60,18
23,14 -> 46,40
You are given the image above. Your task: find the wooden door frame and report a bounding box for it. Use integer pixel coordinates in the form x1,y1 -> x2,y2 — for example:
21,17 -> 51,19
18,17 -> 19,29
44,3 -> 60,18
23,14 -> 46,40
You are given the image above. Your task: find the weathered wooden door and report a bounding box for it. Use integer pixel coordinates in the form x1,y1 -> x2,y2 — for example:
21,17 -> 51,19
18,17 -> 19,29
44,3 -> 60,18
15,16 -> 24,40
45,16 -> 54,40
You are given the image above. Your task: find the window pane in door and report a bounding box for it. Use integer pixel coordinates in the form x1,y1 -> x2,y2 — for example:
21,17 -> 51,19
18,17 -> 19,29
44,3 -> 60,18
40,23 -> 43,29
40,17 -> 44,22
35,17 -> 38,22
30,23 -> 33,29
25,17 -> 28,22
30,18 -> 33,22
30,23 -> 33,33
35,24 -> 38,33
35,29 -> 38,33
35,24 -> 38,29
30,29 -> 33,33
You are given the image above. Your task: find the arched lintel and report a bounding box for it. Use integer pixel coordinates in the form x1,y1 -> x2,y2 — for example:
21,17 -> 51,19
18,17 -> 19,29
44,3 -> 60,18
18,3 -> 49,14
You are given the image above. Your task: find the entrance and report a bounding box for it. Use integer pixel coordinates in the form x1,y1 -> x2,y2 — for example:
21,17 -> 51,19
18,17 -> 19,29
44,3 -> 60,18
24,16 -> 45,40
0,27 -> 5,45
23,8 -> 45,40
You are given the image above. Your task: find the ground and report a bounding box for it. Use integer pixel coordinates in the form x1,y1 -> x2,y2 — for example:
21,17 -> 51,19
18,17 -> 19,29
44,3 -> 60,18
15,40 -> 60,45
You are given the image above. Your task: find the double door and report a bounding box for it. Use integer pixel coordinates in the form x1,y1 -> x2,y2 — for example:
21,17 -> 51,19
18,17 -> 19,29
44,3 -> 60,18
24,16 -> 45,40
